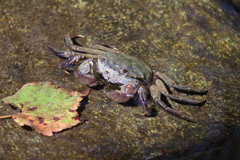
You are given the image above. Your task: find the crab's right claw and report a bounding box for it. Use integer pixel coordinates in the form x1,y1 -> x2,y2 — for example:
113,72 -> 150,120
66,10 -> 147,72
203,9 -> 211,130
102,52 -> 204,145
107,90 -> 131,103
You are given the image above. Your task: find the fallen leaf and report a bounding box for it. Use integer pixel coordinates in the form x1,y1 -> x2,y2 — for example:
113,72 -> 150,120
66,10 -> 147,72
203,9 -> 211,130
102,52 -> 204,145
1,82 -> 90,136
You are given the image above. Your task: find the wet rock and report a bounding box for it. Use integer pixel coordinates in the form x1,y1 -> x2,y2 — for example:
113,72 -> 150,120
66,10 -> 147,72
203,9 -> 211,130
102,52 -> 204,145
0,0 -> 239,159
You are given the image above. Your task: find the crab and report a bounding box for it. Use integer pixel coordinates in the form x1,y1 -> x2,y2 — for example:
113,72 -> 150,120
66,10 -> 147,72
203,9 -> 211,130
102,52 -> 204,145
47,34 -> 208,122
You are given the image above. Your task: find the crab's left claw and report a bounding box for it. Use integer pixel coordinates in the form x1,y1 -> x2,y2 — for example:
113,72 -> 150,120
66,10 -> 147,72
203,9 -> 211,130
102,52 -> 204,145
74,59 -> 99,87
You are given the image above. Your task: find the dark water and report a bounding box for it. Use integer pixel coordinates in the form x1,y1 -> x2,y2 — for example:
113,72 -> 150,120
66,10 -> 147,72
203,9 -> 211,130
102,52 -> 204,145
0,0 -> 239,159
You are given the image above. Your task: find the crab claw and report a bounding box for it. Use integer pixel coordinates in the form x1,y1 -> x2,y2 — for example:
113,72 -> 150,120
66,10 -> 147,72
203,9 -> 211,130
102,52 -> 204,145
107,90 -> 131,103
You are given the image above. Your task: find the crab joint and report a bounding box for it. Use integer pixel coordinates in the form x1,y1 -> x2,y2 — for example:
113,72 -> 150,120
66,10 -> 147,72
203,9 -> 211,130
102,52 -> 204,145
120,83 -> 138,97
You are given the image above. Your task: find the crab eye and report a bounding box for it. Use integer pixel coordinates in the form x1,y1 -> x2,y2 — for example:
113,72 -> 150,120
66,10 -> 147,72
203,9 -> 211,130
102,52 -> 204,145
100,57 -> 107,63
119,68 -> 127,74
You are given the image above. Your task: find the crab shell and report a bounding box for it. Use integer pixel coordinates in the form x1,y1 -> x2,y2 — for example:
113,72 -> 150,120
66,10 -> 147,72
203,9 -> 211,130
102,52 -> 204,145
97,51 -> 153,85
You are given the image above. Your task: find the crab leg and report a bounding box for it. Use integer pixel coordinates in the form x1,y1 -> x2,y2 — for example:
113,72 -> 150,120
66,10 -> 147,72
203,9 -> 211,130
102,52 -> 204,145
154,71 -> 208,94
155,77 -> 206,105
63,34 -> 104,55
90,43 -> 121,53
46,45 -> 79,58
164,93 -> 205,105
46,46 -> 98,59
153,97 -> 195,122
172,85 -> 208,94
150,83 -> 195,122
47,45 -> 98,71
138,86 -> 151,116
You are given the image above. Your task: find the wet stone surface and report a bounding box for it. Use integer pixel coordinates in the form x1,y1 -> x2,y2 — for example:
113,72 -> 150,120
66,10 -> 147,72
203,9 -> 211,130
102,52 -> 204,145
0,0 -> 240,159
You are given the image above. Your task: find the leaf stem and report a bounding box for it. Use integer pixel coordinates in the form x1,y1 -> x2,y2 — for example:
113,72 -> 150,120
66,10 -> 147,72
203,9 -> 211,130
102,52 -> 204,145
0,115 -> 13,119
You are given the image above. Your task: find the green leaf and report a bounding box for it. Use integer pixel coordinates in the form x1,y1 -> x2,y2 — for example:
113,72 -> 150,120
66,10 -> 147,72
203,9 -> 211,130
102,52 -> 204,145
1,82 -> 90,136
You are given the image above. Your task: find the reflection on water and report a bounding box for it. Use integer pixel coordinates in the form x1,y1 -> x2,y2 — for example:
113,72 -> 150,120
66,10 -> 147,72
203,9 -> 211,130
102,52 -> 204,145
0,0 -> 239,159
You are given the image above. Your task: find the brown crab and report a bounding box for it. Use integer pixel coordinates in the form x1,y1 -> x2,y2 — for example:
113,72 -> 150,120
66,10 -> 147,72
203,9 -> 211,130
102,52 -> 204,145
47,34 -> 208,122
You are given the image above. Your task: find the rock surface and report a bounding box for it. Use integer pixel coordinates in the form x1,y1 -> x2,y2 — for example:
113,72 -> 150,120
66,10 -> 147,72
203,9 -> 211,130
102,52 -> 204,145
0,0 -> 239,159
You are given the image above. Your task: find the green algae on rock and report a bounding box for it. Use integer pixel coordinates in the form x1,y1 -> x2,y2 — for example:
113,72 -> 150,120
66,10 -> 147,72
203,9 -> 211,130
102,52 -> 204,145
0,82 -> 90,136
